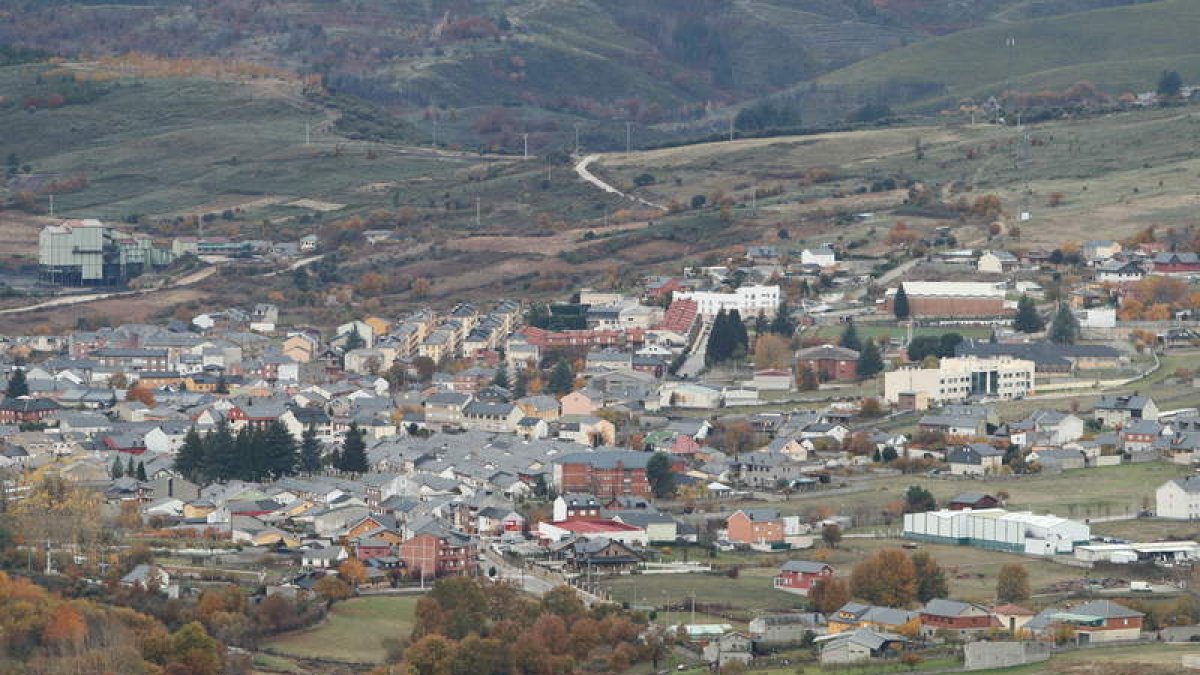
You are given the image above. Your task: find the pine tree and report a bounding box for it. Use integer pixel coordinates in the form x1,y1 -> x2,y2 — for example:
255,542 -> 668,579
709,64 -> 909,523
299,425 -> 322,474
1013,295 -> 1044,333
4,369 -> 27,398
856,338 -> 884,379
338,423 -> 369,474
754,312 -> 770,336
234,426 -> 261,481
770,301 -> 796,337
840,322 -> 862,352
892,285 -> 910,319
136,461 -> 147,482
126,456 -> 136,479
547,359 -> 574,395
729,309 -> 749,358
512,369 -> 528,399
263,420 -> 298,479
345,325 -> 365,351
1049,305 -> 1080,344
176,428 -> 206,483
111,455 -> 124,479
492,363 -> 509,389
208,421 -> 237,482
706,309 -> 730,365
215,374 -> 229,395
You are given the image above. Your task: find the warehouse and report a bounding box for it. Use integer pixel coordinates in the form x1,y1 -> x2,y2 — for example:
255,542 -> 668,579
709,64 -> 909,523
882,281 -> 1008,318
903,508 -> 1089,555
1074,541 -> 1200,564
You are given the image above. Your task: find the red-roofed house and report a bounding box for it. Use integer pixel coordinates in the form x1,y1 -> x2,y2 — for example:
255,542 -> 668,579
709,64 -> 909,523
660,298 -> 699,334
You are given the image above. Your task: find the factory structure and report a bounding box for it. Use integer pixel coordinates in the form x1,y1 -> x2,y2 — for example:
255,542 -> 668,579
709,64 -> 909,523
903,508 -> 1090,556
39,220 -> 176,286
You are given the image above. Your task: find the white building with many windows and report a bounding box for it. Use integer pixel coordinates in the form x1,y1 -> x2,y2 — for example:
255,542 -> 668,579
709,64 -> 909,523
884,356 -> 1034,405
672,285 -> 780,317
1156,476 -> 1200,520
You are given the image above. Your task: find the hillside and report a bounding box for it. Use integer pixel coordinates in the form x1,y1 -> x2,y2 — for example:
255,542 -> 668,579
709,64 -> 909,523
816,0 -> 1200,111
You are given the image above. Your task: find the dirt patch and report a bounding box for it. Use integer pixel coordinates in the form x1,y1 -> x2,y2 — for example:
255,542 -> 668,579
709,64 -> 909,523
175,195 -> 290,218
444,221 -> 653,255
287,198 -> 346,212
0,287 -> 208,333
0,212 -> 47,257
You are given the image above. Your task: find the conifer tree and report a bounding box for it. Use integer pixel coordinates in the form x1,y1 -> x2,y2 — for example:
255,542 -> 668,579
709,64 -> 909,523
512,369 -> 528,399
175,428 -> 206,483
338,423 -> 369,474
547,359 -> 574,395
263,420 -> 298,479
126,456 -> 136,479
299,425 -> 322,474
840,321 -> 862,352
5,369 -> 27,398
208,421 -> 237,482
492,363 -> 509,390
857,338 -> 884,379
1049,305 -> 1080,344
705,309 -> 730,365
729,309 -> 749,358
1013,295 -> 1043,333
893,285 -> 910,319
770,301 -> 796,337
136,461 -> 147,482
111,455 -> 124,479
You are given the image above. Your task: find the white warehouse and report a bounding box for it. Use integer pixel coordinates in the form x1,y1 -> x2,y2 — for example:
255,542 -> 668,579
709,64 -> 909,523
903,508 -> 1089,555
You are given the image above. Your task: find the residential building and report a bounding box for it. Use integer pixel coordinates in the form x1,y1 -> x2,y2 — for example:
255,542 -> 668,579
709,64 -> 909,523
398,526 -> 476,579
672,284 -> 781,317
725,509 -> 785,546
749,613 -> 825,645
1042,601 -> 1143,643
919,598 -> 1000,637
551,450 -> 655,498
884,356 -> 1034,405
800,246 -> 837,268
1155,476 -> 1200,520
818,629 -> 906,666
773,560 -> 834,596
796,344 -> 859,381
976,250 -> 1018,274
827,603 -> 920,635
1094,395 -> 1158,428
946,444 -> 1005,476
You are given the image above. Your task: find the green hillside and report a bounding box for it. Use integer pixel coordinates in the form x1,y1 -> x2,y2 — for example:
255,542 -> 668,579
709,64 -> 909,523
817,0 -> 1200,110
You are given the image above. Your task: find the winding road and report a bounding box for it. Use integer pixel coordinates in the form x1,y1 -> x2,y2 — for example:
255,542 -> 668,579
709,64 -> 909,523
574,154 -> 668,212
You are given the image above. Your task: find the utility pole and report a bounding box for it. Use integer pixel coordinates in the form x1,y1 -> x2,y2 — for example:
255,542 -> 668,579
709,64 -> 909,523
522,133 -> 529,159
475,197 -> 481,227
574,124 -> 581,154
432,118 -> 439,148
690,592 -> 696,626
305,121 -> 311,146
729,116 -> 735,142
751,188 -> 757,214
625,122 -> 632,154
48,194 -> 54,218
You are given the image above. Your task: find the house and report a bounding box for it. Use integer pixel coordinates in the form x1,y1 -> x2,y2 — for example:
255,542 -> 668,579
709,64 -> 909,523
1095,259 -> 1145,284
1151,251 -> 1200,275
725,509 -> 784,546
553,493 -> 602,521
827,603 -> 919,635
1155,476 -> 1200,520
1094,395 -> 1158,428
1083,240 -> 1122,263
773,560 -> 834,596
610,511 -> 677,544
800,246 -> 837,268
550,536 -> 643,573
398,525 -> 476,579
977,250 -> 1018,274
818,629 -> 906,665
551,450 -> 656,499
919,598 -> 1000,637
948,492 -> 1000,510
945,444 -> 1005,476
559,390 -> 600,416
795,344 -> 859,382
1043,600 -> 1143,643
121,564 -> 171,593
990,604 -> 1036,635
749,613 -> 825,645
701,632 -> 753,668
0,397 -> 62,424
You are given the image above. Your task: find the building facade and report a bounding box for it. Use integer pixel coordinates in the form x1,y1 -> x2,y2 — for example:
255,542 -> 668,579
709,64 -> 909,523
884,357 -> 1034,405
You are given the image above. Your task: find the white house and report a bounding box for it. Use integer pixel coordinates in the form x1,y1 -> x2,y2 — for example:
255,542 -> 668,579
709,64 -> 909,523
672,285 -> 780,318
800,247 -> 837,268
1156,476 -> 1200,520
977,250 -> 1018,274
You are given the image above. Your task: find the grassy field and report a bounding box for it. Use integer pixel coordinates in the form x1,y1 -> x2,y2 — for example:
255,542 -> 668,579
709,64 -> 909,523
817,0 -> 1200,109
1092,518 -> 1200,542
261,595 -> 418,665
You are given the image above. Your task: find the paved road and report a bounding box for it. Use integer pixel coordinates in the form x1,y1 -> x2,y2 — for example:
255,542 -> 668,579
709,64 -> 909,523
676,317 -> 711,379
574,154 -> 667,212
0,266 -> 217,316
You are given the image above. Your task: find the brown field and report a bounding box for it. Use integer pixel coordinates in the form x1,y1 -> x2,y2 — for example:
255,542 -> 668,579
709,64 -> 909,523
0,212 -> 51,258
445,220 -> 652,255
0,287 -> 209,333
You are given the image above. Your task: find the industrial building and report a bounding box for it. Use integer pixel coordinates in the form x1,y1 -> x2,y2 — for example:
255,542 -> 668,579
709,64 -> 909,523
903,508 -> 1089,555
1073,541 -> 1200,565
39,220 -> 175,286
882,281 -> 1008,318
884,356 -> 1035,407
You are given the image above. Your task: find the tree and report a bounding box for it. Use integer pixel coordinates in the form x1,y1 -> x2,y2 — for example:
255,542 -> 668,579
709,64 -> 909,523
547,359 -> 574,395
646,452 -> 675,499
797,364 -> 818,391
840,322 -> 862,352
337,422 -> 369,473
821,523 -> 842,549
339,558 -> 368,586
809,577 -> 851,614
262,420 -> 298,478
403,634 -> 456,675
728,309 -> 749,358
1013,295 -> 1044,333
1049,305 -> 1080,344
345,325 -> 366,351
860,397 -> 883,417
904,485 -> 937,513
911,551 -> 948,602
299,425 -> 322,473
996,563 -> 1031,602
512,369 -> 528,399
850,548 -> 918,607
893,285 -> 910,319
706,309 -> 731,365
753,334 -> 792,370
314,575 -> 352,605
4,369 -> 27,398
111,455 -> 125,479
1158,70 -> 1183,98
175,428 -> 206,483
856,339 -> 884,379
770,302 -> 796,337
492,363 -> 509,390
136,461 -> 147,482
126,456 -> 136,479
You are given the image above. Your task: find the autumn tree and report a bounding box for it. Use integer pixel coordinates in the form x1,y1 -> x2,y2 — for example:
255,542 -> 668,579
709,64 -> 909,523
402,633 -> 456,675
339,558 -> 369,587
850,549 -> 918,607
314,575 -> 352,606
809,577 -> 851,614
126,385 -> 156,407
911,551 -> 948,602
797,364 -> 818,391
996,563 -> 1031,603
821,523 -> 842,548
753,333 -> 792,370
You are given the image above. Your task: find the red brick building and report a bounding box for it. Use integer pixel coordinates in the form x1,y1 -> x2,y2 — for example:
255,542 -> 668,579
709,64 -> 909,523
353,537 -> 394,561
883,282 -> 1007,318
521,326 -> 644,349
0,397 -> 63,424
795,344 -> 860,381
398,527 -> 476,579
773,560 -> 833,596
552,451 -> 660,499
726,509 -> 785,545
919,599 -> 1001,637
1151,252 -> 1200,275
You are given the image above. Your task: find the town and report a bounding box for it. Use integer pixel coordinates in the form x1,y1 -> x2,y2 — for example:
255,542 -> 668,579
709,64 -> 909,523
3,212 -> 1200,673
